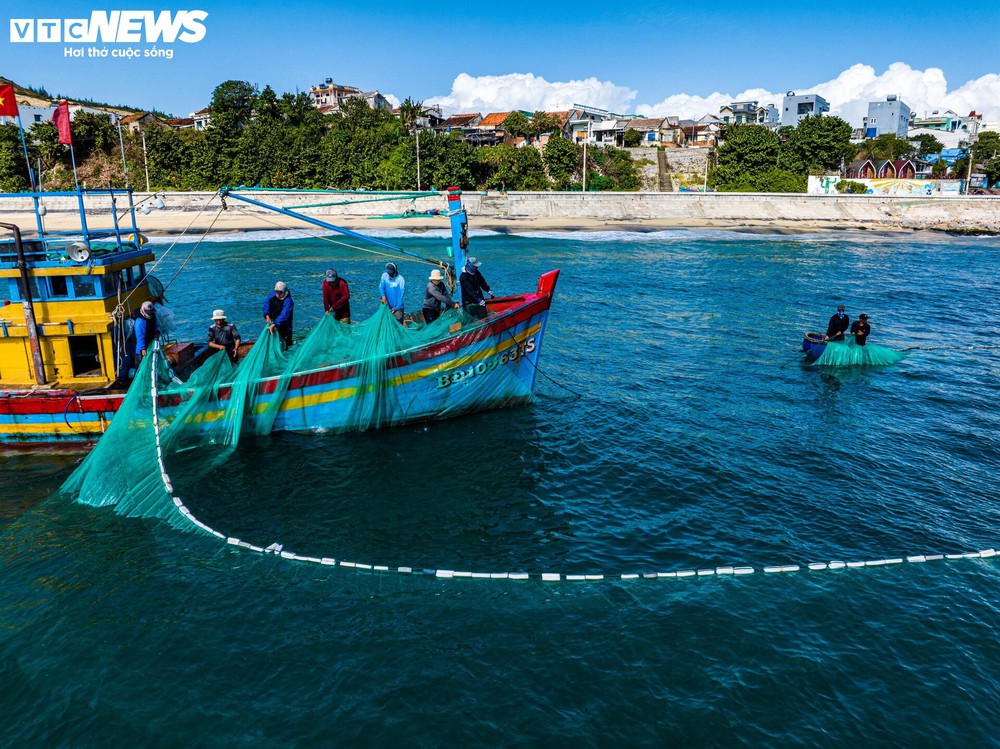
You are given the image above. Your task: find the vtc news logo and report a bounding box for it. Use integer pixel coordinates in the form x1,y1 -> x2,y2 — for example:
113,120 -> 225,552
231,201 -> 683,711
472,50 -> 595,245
10,10 -> 208,43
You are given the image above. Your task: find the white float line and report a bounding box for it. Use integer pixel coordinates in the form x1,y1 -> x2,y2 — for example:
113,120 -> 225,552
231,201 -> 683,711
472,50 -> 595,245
146,351 -> 1000,583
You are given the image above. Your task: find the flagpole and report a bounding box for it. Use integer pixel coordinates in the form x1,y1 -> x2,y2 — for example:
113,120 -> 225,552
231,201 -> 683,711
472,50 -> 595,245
69,143 -> 80,190
14,113 -> 45,237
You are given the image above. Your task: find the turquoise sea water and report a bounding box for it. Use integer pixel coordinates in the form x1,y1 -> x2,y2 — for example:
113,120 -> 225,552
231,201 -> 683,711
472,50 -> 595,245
3,228 -> 1000,746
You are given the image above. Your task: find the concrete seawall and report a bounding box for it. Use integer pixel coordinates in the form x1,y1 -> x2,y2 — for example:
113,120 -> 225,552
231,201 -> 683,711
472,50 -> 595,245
2,191 -> 999,234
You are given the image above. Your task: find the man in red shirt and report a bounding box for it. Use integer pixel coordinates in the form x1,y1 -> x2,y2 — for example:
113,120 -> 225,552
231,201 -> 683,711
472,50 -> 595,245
322,269 -> 351,323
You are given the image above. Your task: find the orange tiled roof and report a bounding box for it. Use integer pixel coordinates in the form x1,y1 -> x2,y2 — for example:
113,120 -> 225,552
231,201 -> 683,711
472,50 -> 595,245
480,111 -> 512,127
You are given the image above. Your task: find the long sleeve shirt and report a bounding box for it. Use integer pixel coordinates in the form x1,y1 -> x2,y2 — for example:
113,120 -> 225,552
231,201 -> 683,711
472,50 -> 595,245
826,312 -> 850,340
133,315 -> 159,356
379,273 -> 405,311
423,281 -> 455,311
459,269 -> 491,306
322,279 -> 350,313
263,292 -> 294,333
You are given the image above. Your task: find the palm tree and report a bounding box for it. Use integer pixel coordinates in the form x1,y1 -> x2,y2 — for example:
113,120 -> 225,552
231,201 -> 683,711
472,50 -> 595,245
398,97 -> 423,131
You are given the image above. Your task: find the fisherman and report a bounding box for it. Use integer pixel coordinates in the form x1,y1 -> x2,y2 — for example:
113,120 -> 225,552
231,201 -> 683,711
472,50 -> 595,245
459,256 -> 494,320
422,268 -> 459,324
380,262 -> 406,323
133,300 -> 159,359
322,268 -> 351,323
850,313 -> 871,345
263,281 -> 294,348
207,309 -> 242,362
825,304 -> 850,341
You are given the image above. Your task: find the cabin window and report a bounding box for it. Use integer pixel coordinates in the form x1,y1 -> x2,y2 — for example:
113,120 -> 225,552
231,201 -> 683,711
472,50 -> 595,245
50,276 -> 69,297
72,275 -> 97,298
68,335 -> 102,377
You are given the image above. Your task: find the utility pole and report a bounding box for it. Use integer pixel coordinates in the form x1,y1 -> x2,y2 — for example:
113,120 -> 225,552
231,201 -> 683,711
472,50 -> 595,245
416,127 -> 421,191
141,131 -> 150,193
582,119 -> 591,192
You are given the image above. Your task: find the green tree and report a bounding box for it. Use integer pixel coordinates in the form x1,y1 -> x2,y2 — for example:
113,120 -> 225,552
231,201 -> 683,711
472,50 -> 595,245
778,115 -> 855,174
397,97 -> 423,131
982,157 -> 1000,188
0,124 -> 28,191
622,128 -> 642,147
857,133 -> 915,161
971,131 -> 1000,164
543,136 -> 580,189
710,125 -> 780,190
478,144 -> 548,190
528,111 -> 563,137
591,146 -> 641,191
911,133 -> 944,157
502,112 -> 531,140
930,158 -> 949,178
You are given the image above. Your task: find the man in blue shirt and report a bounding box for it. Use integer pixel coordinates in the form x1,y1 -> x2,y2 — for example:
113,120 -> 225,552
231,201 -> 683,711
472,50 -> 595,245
133,300 -> 159,359
379,262 -> 405,323
263,281 -> 294,347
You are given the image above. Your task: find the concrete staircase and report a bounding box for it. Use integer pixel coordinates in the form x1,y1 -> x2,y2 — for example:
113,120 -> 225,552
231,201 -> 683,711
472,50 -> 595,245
657,150 -> 673,192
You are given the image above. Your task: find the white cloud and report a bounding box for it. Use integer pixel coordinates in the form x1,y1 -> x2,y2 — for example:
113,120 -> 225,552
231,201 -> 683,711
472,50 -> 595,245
425,72 -> 637,115
422,64 -> 1000,125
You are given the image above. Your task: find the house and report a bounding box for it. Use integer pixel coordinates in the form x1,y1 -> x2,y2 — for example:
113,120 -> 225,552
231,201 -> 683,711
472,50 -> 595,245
625,117 -> 685,146
163,117 -> 195,130
567,105 -> 622,144
680,114 -> 723,147
863,95 -> 911,139
781,92 -> 830,127
0,103 -> 54,127
846,158 -> 916,179
590,119 -> 629,146
309,79 -> 362,109
719,100 -> 779,126
438,113 -> 483,135
191,107 -> 211,130
118,112 -> 163,134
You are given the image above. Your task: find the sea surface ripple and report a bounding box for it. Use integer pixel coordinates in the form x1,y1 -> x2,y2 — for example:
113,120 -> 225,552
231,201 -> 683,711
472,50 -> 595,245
3,230 -> 1000,747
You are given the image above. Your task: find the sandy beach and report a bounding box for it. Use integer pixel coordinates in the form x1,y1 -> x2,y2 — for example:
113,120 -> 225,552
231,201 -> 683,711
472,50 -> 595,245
2,191 -> 999,236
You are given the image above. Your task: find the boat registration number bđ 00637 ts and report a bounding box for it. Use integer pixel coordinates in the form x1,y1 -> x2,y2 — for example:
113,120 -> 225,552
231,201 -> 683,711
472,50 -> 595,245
436,337 -> 536,389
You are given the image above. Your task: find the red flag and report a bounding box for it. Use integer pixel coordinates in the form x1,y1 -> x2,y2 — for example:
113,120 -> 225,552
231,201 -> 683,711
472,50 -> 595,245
52,100 -> 73,145
0,84 -> 18,117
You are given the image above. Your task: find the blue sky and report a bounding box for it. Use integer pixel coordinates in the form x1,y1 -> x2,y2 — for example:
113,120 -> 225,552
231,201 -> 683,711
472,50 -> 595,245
3,1 -> 999,122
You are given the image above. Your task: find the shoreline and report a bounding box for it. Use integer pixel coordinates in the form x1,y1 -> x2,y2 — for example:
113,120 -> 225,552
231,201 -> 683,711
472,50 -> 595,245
2,191 -> 999,237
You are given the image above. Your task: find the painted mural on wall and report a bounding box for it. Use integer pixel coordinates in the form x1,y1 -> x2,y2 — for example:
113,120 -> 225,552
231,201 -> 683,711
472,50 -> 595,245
808,176 -> 965,196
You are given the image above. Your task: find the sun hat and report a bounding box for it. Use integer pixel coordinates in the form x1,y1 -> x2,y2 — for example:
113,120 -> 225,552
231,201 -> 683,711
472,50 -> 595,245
385,262 -> 397,274
325,268 -> 338,281
274,281 -> 287,292
429,269 -> 444,281
211,309 -> 226,320
467,256 -> 481,267
140,301 -> 154,319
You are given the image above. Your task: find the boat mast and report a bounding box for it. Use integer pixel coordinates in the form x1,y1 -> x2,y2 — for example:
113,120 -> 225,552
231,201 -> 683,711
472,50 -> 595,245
446,188 -> 469,305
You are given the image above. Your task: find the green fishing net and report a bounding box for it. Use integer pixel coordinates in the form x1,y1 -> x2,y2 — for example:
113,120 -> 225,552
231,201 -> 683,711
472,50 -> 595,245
810,336 -> 906,367
61,303 -> 509,518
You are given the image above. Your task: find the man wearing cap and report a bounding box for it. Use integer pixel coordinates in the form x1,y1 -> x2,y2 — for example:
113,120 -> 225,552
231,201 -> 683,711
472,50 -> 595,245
207,310 -> 242,362
422,268 -> 459,324
850,313 -> 871,346
322,269 -> 351,323
263,281 -> 294,348
133,300 -> 159,359
459,256 -> 494,320
379,262 -> 406,323
825,304 -> 850,342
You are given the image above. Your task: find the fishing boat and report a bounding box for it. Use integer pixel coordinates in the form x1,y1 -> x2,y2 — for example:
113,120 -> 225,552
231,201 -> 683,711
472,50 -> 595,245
0,186 -> 559,444
801,333 -> 826,360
